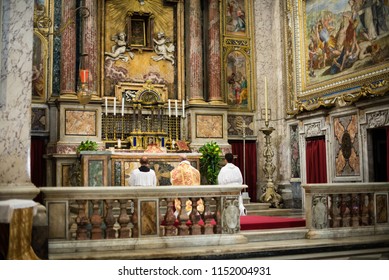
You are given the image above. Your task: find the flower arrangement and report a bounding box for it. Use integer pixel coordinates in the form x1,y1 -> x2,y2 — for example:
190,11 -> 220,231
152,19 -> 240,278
76,139 -> 98,154
199,141 -> 222,185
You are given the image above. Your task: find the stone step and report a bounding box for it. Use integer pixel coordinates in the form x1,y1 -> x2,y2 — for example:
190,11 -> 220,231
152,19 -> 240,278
245,208 -> 305,218
241,227 -> 308,242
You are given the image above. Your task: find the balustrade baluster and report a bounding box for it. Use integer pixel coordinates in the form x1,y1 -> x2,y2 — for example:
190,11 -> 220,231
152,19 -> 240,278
368,193 -> 375,225
131,199 -> 138,238
177,197 -> 190,235
90,200 -> 103,239
351,194 -> 360,227
118,199 -> 131,238
104,199 -> 116,239
190,197 -> 202,235
341,194 -> 351,227
214,197 -> 222,234
164,198 -> 177,236
203,197 -> 214,234
360,194 -> 369,226
75,200 -> 90,240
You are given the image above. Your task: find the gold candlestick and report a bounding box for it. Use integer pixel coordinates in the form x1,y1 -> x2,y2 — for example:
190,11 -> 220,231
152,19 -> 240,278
259,125 -> 282,208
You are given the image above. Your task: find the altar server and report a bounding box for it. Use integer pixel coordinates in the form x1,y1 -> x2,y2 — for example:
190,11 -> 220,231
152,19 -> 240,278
129,156 -> 157,187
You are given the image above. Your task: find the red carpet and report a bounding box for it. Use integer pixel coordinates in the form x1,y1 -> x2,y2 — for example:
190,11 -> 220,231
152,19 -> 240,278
240,215 -> 305,230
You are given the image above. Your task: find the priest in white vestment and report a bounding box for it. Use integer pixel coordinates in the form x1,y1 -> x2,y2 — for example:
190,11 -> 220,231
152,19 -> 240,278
129,156 -> 157,187
217,153 -> 246,215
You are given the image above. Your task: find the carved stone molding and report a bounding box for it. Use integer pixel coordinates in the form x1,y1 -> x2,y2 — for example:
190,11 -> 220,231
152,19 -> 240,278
304,122 -> 323,138
366,109 -> 389,128
222,197 -> 240,234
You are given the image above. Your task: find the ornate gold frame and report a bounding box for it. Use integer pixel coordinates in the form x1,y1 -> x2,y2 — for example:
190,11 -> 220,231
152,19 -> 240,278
221,0 -> 256,112
285,0 -> 389,115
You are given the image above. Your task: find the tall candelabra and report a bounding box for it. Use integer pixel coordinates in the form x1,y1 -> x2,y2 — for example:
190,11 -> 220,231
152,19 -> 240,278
259,121 -> 282,208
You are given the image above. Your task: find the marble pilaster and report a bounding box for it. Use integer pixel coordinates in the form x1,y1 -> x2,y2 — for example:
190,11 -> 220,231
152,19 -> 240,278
83,0 -> 98,93
187,0 -> 205,103
0,0 -> 39,199
60,0 -> 77,95
207,0 -> 223,103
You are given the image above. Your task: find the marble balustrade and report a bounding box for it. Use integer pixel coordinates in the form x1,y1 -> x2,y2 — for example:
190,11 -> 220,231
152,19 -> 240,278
40,185 -> 246,256
303,183 -> 389,239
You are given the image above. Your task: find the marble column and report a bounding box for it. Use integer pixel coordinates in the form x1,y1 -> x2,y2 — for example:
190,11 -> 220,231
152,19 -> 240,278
83,0 -> 98,93
60,0 -> 77,95
207,0 -> 223,103
187,0 -> 205,103
0,1 -> 39,199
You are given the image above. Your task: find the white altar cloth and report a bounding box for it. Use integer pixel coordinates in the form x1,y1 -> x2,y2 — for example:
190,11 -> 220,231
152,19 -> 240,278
0,199 -> 38,223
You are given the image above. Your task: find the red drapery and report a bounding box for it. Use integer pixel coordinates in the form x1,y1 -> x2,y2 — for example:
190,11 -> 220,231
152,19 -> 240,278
387,127 -> 389,182
305,137 -> 327,183
229,140 -> 257,202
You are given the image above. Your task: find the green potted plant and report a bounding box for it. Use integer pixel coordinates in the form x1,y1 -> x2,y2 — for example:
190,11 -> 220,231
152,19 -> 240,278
76,139 -> 98,155
199,141 -> 222,185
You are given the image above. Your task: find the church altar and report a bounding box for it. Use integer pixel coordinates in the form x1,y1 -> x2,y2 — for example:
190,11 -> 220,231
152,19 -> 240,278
81,151 -> 201,187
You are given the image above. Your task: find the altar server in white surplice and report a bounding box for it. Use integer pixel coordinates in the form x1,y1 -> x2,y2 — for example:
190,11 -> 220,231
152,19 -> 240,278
217,153 -> 246,215
129,156 -> 157,187
218,153 -> 243,185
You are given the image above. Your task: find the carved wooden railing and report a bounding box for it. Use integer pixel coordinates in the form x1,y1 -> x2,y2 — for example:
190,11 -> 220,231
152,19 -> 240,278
302,183 -> 389,239
40,185 -> 246,256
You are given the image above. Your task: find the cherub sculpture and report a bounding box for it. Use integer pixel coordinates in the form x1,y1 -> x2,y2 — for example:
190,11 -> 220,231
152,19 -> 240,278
105,32 -> 134,62
152,32 -> 175,65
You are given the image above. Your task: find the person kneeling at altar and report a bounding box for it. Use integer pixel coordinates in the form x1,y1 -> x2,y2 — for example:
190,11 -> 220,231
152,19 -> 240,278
129,156 -> 157,187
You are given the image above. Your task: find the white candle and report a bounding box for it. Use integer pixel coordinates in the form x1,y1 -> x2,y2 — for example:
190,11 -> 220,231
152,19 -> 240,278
168,99 -> 171,117
265,77 -> 268,122
121,96 -> 124,116
105,97 -> 108,116
182,99 -> 185,116
113,98 -> 116,116
117,139 -> 121,149
175,100 -> 178,117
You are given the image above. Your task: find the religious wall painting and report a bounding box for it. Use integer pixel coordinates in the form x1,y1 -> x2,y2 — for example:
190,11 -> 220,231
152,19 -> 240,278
226,50 -> 249,110
32,32 -> 47,101
196,114 -> 223,138
65,110 -> 97,136
287,0 -> 389,113
333,114 -> 360,178
225,0 -> 247,36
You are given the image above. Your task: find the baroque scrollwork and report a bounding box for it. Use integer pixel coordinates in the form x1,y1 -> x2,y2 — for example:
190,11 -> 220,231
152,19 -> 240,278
222,197 -> 240,234
367,109 -> 389,128
305,122 -> 322,137
312,195 -> 327,229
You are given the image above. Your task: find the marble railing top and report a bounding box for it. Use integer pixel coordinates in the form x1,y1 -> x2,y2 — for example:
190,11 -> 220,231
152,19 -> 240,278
40,185 -> 247,200
302,182 -> 389,193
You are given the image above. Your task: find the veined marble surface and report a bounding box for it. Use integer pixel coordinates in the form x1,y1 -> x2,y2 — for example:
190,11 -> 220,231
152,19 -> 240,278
0,1 -> 34,186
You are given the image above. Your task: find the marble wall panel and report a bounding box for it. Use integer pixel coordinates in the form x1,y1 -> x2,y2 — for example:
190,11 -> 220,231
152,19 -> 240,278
196,114 -> 223,138
65,110 -> 96,136
333,114 -> 360,177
